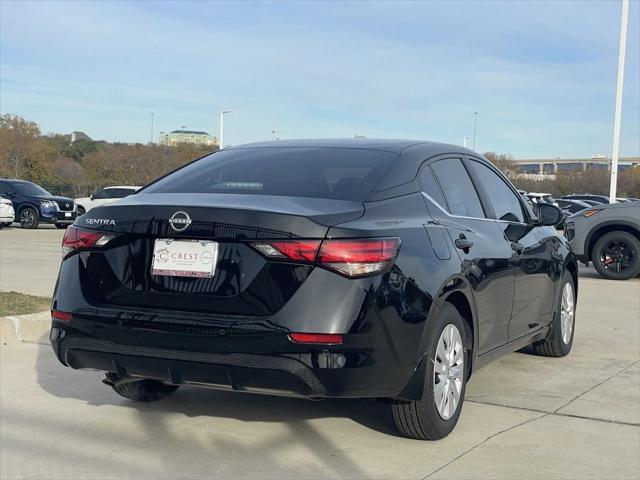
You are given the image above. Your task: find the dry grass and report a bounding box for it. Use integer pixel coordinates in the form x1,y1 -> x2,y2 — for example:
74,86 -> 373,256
0,291 -> 51,317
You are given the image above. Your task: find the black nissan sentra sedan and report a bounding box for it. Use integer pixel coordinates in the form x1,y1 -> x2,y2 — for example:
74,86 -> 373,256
50,139 -> 577,439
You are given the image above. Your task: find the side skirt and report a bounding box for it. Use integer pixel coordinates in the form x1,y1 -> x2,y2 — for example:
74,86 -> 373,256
474,327 -> 548,370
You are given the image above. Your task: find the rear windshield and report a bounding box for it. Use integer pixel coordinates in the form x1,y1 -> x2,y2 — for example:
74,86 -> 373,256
143,147 -> 397,201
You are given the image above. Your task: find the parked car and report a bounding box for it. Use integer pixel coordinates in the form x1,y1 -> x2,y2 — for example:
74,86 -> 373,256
0,195 -> 15,228
526,192 -> 558,207
565,201 -> 640,280
51,139 -> 576,440
75,186 -> 141,215
0,179 -> 78,229
557,198 -> 592,215
561,194 -> 610,205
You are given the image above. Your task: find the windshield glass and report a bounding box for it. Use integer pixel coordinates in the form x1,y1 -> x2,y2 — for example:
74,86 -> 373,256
144,147 -> 397,201
13,182 -> 52,196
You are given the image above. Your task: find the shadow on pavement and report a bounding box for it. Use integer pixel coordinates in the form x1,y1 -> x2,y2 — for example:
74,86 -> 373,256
34,342 -> 400,438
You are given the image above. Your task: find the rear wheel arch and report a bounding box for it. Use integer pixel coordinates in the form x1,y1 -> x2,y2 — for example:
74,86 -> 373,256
443,290 -> 475,376
565,260 -> 578,298
396,286 -> 476,401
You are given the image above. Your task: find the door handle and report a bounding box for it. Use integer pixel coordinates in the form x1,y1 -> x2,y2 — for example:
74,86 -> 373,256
511,242 -> 525,253
455,234 -> 474,253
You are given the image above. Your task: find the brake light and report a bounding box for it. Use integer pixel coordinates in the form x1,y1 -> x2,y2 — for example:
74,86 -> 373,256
289,333 -> 343,345
252,237 -> 400,278
318,238 -> 401,277
51,310 -> 72,322
252,240 -> 321,262
62,225 -> 115,259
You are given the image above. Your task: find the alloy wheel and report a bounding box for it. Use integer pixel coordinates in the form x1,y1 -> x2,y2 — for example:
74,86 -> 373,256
600,240 -> 635,274
433,324 -> 464,420
560,282 -> 575,345
20,209 -> 35,228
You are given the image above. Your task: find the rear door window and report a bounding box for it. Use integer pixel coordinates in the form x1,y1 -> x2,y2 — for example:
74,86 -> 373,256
431,158 -> 485,218
417,165 -> 447,210
144,147 -> 397,201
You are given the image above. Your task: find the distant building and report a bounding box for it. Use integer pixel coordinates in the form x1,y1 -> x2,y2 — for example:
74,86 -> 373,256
69,131 -> 92,143
160,130 -> 218,147
513,156 -> 639,179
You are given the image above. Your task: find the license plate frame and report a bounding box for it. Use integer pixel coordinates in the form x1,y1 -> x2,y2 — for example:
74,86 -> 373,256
151,239 -> 218,278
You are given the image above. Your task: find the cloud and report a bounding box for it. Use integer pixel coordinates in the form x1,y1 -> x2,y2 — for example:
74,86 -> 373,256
1,0 -> 638,157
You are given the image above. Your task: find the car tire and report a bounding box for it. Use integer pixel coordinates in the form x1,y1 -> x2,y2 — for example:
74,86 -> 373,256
592,231 -> 640,281
77,206 -> 86,216
19,207 -> 39,229
390,303 -> 469,440
532,271 -> 576,357
55,223 -> 68,229
110,378 -> 179,402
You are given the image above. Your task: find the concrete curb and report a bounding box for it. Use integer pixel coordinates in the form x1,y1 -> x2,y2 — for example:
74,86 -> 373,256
1,311 -> 50,345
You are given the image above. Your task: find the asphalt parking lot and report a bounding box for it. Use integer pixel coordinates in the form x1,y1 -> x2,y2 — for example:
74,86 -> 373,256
0,225 -> 63,296
1,227 -> 639,479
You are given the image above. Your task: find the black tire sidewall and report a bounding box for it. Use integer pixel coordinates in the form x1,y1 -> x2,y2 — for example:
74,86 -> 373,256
420,304 -> 469,439
592,231 -> 640,280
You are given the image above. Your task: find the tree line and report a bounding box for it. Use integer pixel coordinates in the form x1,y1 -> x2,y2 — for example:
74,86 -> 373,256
1,114 -> 638,198
0,114 -> 216,197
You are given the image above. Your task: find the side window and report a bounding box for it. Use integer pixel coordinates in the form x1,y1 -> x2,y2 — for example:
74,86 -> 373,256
0,181 -> 15,194
468,161 -> 525,223
431,158 -> 485,218
417,165 -> 447,210
93,189 -> 111,200
109,188 -> 130,198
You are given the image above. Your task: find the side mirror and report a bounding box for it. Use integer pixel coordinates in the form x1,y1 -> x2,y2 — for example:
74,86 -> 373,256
536,203 -> 563,227
90,194 -> 95,200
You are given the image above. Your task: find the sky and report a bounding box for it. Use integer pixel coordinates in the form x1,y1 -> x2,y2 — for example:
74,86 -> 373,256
1,0 -> 639,159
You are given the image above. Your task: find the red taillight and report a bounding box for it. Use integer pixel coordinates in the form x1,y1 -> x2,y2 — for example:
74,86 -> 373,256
253,240 -> 321,262
289,333 -> 343,345
62,225 -> 115,259
51,310 -> 72,322
318,238 -> 400,277
252,237 -> 400,278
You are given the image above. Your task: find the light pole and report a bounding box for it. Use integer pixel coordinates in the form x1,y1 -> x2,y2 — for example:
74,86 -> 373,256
463,136 -> 472,148
150,112 -> 155,144
472,112 -> 479,150
609,0 -> 629,204
219,110 -> 232,149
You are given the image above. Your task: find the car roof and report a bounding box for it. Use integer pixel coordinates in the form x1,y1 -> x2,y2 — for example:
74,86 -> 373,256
0,178 -> 33,184
229,138 -> 476,154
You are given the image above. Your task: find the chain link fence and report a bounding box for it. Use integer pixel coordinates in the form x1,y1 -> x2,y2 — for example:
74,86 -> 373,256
40,184 -> 103,198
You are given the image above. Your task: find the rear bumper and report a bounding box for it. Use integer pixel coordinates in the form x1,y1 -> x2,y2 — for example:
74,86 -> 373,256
50,316 -> 415,399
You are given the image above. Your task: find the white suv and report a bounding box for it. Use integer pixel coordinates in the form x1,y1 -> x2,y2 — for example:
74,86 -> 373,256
0,196 -> 15,228
75,186 -> 141,215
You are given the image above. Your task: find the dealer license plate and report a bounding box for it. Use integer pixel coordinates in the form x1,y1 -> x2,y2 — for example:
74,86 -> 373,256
151,239 -> 218,278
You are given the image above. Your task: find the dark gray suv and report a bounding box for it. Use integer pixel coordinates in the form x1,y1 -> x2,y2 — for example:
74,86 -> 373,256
565,201 -> 640,280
